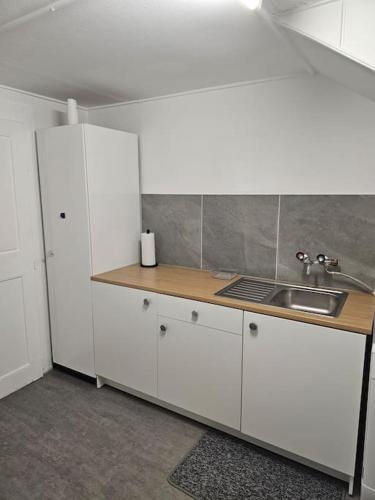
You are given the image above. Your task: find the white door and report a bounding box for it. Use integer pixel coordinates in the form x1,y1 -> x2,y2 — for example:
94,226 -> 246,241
242,311 -> 366,477
93,282 -> 158,396
0,105 -> 42,399
157,316 -> 242,429
37,125 -> 95,377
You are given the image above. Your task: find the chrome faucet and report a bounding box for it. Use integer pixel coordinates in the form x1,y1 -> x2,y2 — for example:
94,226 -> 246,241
296,251 -> 375,295
316,254 -> 375,295
295,251 -> 318,276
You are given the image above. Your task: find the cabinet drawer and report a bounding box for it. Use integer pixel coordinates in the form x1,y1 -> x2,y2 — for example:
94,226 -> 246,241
157,294 -> 243,334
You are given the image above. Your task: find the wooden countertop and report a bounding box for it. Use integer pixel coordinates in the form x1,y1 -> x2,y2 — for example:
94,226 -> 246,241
92,264 -> 375,335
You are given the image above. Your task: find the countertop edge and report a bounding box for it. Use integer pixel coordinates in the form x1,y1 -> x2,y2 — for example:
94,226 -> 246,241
91,270 -> 374,336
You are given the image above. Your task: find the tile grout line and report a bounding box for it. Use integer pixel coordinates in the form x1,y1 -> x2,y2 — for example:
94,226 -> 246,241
275,194 -> 281,280
200,194 -> 203,269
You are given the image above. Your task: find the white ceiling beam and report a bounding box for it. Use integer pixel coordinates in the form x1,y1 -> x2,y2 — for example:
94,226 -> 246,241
260,9 -> 315,75
270,0 -> 339,16
0,0 -> 79,34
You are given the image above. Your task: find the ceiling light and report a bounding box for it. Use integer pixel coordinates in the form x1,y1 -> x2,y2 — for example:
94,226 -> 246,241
240,0 -> 262,10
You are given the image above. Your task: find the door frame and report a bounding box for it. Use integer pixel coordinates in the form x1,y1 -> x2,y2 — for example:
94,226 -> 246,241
0,98 -> 46,395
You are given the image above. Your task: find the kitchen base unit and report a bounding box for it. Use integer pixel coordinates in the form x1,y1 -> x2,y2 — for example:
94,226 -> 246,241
92,279 -> 367,494
93,281 -> 243,430
242,311 -> 366,493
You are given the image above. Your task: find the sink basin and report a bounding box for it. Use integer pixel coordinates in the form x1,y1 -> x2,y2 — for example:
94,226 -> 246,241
216,277 -> 347,317
269,287 -> 347,317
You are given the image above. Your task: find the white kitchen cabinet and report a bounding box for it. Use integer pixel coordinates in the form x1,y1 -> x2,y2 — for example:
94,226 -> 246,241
37,124 -> 140,377
157,314 -> 242,430
242,311 -> 366,478
93,281 -> 157,396
90,279 -> 368,485
92,285 -> 243,427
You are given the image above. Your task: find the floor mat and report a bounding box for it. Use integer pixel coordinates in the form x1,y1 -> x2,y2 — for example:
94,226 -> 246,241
169,430 -> 347,500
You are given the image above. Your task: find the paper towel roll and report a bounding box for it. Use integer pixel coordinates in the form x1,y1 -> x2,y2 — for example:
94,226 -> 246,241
141,230 -> 156,267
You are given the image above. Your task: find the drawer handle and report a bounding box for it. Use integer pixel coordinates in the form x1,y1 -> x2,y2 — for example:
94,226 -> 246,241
249,322 -> 258,334
191,310 -> 199,321
143,298 -> 150,308
160,324 -> 167,335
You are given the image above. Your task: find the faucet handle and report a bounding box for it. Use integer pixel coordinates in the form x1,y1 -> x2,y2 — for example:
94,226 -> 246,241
316,254 -> 327,264
296,251 -> 306,262
317,254 -> 339,267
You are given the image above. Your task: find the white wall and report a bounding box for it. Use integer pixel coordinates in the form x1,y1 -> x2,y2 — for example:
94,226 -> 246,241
0,86 -> 87,373
1,73 -> 371,374
7,73 -> 371,371
89,74 -> 375,194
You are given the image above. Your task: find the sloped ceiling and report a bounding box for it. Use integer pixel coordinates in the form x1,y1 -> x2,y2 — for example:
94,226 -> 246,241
0,0 -> 374,107
287,31 -> 375,103
272,0 -> 375,102
0,0 -> 308,107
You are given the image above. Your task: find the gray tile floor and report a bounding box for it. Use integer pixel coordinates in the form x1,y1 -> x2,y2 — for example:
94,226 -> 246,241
0,369 -> 359,500
0,370 -> 204,500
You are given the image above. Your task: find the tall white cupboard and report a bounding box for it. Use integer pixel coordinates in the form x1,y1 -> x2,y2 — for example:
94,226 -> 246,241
37,124 -> 140,377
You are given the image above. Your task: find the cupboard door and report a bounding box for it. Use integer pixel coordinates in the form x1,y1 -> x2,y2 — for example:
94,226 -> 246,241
242,311 -> 366,476
157,316 -> 242,429
93,282 -> 157,396
37,125 -> 95,377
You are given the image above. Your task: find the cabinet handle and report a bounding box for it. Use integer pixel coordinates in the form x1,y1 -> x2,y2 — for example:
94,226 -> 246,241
249,322 -> 258,333
143,298 -> 150,307
191,310 -> 199,321
46,250 -> 55,258
160,324 -> 167,335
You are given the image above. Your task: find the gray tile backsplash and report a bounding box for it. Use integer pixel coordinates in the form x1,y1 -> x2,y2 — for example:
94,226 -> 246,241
277,195 -> 375,289
142,194 -> 201,268
202,195 -> 278,279
142,194 -> 375,291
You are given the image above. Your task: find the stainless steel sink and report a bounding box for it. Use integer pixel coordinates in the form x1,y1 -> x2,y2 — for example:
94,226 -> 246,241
216,277 -> 347,317
269,287 -> 347,317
